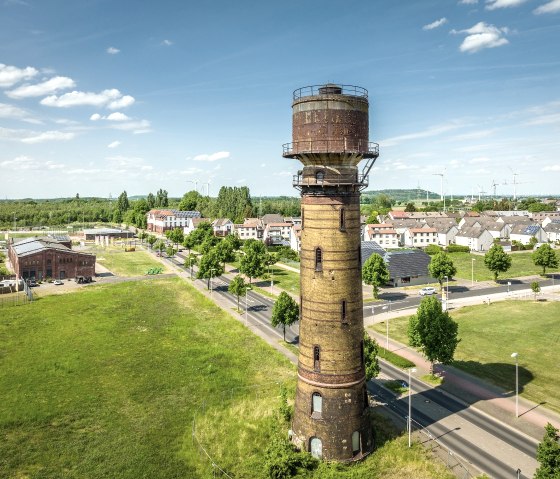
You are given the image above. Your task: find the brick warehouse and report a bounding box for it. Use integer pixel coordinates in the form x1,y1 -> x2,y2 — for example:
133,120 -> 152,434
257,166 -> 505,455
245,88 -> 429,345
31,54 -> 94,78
8,237 -> 96,281
283,84 -> 379,461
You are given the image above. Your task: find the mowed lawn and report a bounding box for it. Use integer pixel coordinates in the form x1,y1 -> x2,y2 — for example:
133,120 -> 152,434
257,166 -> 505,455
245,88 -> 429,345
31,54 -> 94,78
450,250 -> 560,282
370,300 -> 560,412
91,245 -> 170,276
0,278 -> 459,479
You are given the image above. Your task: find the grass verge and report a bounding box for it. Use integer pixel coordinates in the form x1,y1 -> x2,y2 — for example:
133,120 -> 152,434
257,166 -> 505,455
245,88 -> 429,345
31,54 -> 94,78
87,245 -> 170,276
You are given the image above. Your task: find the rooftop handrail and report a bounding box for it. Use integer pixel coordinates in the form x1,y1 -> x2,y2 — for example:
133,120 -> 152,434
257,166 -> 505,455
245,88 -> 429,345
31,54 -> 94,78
283,140 -> 379,157
293,84 -> 368,100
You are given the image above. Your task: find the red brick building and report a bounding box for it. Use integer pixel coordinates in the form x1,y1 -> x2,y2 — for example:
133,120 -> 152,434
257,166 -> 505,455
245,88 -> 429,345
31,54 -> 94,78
8,237 -> 96,281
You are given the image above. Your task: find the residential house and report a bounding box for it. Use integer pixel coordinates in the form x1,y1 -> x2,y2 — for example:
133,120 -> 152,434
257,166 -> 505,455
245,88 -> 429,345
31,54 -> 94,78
403,227 -> 438,248
544,222 -> 560,243
509,224 -> 547,246
455,227 -> 494,251
363,224 -> 399,248
261,214 -> 285,227
263,222 -> 292,246
290,224 -> 301,253
211,218 -> 233,237
540,214 -> 560,228
147,209 -> 201,234
183,217 -> 208,235
234,218 -> 263,240
431,222 -> 458,246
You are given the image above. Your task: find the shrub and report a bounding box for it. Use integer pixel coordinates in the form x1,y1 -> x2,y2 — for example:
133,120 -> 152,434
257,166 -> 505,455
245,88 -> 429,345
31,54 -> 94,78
425,244 -> 442,255
447,244 -> 470,253
378,346 -> 415,368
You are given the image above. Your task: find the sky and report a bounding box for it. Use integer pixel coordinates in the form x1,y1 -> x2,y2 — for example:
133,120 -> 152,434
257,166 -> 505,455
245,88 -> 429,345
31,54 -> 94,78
1,0 -> 560,200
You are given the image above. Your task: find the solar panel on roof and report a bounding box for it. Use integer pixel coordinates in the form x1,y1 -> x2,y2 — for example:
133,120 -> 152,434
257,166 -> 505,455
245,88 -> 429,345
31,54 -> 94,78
524,225 -> 540,235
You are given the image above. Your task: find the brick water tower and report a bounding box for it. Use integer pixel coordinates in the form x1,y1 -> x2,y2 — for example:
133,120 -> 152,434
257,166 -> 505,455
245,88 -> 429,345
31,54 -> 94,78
283,84 -> 379,461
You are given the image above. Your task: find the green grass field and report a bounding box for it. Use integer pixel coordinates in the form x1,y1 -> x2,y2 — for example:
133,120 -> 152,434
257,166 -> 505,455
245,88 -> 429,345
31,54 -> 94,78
451,251 -> 560,282
370,300 -> 560,411
90,245 -> 170,276
0,278 -> 459,478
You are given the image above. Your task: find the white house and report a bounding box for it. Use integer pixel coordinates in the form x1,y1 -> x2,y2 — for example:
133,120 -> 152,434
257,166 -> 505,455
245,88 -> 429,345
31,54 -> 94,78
234,218 -> 263,240
183,217 -> 208,235
147,209 -> 201,234
509,224 -> 547,245
211,218 -> 233,237
455,227 -> 494,251
363,224 -> 399,248
290,224 -> 301,253
544,223 -> 560,243
403,227 -> 438,248
263,222 -> 292,245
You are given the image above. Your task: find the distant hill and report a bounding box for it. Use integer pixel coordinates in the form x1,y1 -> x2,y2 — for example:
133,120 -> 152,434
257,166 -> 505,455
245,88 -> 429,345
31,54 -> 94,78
362,189 -> 440,202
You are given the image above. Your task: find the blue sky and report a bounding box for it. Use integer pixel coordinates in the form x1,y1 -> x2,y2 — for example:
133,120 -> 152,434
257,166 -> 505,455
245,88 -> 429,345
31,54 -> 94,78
1,0 -> 560,200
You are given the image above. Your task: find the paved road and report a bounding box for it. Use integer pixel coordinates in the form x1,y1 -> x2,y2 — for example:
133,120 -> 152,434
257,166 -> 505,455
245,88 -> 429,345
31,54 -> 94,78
157,250 -> 542,478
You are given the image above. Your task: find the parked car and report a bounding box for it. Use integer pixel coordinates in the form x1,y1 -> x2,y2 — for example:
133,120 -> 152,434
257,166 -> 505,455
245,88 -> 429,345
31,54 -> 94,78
419,287 -> 437,296
53,280 -> 63,285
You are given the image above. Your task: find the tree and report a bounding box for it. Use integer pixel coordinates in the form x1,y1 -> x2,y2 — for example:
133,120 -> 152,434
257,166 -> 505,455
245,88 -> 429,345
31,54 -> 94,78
535,423 -> 560,479
228,274 -> 247,311
153,239 -> 165,255
408,296 -> 460,374
271,291 -> 299,341
532,281 -> 541,302
215,239 -> 236,268
223,232 -> 242,252
404,202 -> 416,212
362,253 -> 390,299
146,192 -> 155,209
179,190 -> 202,211
484,244 -> 512,282
239,239 -> 267,283
197,248 -> 224,289
533,244 -> 559,276
117,190 -> 129,214
200,235 -> 219,254
428,251 -> 457,290
147,234 -> 157,249
165,245 -> 176,257
167,227 -> 184,249
363,333 -> 380,381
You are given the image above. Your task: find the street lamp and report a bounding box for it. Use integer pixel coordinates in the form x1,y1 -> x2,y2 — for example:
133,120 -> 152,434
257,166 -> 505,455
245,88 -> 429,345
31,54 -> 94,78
408,367 -> 417,448
269,265 -> 274,292
189,258 -> 195,280
210,268 -> 215,297
471,258 -> 475,286
383,305 -> 389,349
511,352 -> 519,418
507,281 -> 511,294
245,286 -> 252,326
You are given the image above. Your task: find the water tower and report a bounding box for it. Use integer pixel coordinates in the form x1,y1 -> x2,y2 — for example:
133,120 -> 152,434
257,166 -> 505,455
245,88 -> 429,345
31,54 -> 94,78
283,84 -> 379,461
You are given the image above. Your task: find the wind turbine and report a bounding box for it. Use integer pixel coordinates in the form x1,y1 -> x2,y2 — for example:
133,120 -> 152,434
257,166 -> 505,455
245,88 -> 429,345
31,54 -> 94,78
491,179 -> 499,198
432,169 -> 446,211
508,167 -> 520,202
477,185 -> 487,202
187,180 -> 199,193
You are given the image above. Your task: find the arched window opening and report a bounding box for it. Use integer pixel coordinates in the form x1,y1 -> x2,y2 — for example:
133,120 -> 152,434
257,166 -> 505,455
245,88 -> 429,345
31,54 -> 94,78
311,393 -> 322,416
341,300 -> 347,323
339,208 -> 346,231
315,170 -> 324,184
352,431 -> 361,455
310,437 -> 322,459
315,247 -> 323,272
313,345 -> 320,371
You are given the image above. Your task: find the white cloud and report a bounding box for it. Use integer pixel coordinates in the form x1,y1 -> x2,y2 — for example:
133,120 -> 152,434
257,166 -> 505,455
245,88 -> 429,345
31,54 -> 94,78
469,156 -> 491,163
526,113 -> 560,125
110,119 -> 151,134
423,18 -> 448,30
451,22 -> 509,53
485,0 -> 528,9
380,122 -> 463,147
108,140 -> 121,148
459,0 -> 478,4
1,155 -> 40,170
161,39 -> 173,46
0,63 -> 37,87
90,113 -> 102,121
191,151 -> 230,162
107,47 -> 120,54
542,164 -> 560,171
451,129 -> 496,140
106,112 -> 130,121
5,76 -> 75,99
41,88 -> 135,109
534,0 -> 560,14
21,130 -> 75,144
0,102 -> 29,120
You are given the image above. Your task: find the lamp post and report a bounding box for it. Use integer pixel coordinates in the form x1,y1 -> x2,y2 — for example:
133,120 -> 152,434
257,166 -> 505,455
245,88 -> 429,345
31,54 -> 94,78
408,367 -> 417,448
189,258 -> 194,280
471,258 -> 475,286
210,268 -> 215,297
245,286 -> 252,326
384,305 -> 389,349
269,265 -> 274,292
511,352 -> 519,418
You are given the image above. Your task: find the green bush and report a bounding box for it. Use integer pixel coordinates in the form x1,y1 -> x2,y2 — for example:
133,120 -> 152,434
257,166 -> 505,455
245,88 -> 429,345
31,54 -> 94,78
425,244 -> 442,255
264,435 -> 318,479
446,244 -> 470,253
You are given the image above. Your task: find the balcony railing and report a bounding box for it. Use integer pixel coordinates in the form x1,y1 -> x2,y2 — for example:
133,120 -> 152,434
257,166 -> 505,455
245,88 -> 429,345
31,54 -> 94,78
292,174 -> 369,190
293,84 -> 368,100
283,140 -> 379,158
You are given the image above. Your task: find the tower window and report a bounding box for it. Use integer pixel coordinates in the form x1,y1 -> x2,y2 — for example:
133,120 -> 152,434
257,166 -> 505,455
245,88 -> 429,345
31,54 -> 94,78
301,207 -> 304,230
340,208 -> 346,231
313,345 -> 320,371
315,247 -> 323,272
310,437 -> 322,459
341,300 -> 347,323
316,170 -> 324,184
352,431 -> 361,455
311,392 -> 322,416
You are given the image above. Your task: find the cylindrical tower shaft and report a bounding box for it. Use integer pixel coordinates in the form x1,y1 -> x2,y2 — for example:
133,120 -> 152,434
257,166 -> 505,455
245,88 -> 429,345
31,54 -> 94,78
283,84 -> 379,461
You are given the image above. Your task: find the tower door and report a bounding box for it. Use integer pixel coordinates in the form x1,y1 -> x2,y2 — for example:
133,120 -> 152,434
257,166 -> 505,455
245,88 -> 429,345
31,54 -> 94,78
352,431 -> 360,455
310,437 -> 322,459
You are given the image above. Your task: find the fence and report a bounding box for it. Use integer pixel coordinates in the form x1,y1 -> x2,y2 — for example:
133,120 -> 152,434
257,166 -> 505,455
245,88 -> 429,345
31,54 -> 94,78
0,290 -> 34,308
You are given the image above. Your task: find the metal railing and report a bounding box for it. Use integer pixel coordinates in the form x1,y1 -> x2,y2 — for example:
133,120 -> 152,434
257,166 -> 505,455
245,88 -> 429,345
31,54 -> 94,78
292,173 -> 369,189
283,140 -> 379,158
293,84 -> 368,100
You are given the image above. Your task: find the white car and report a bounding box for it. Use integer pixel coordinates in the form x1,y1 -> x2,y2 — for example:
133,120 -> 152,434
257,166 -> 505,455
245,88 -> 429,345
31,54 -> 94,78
419,287 -> 437,296
53,280 -> 63,285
